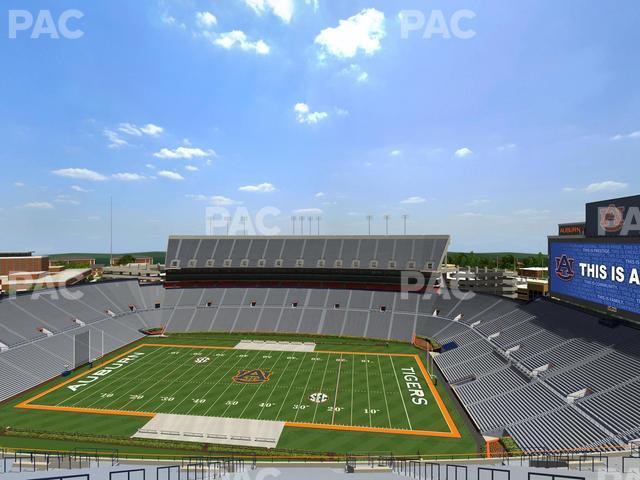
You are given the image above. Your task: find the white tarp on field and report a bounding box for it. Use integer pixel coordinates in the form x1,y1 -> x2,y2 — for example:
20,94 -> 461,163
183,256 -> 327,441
234,340 -> 316,352
133,414 -> 285,447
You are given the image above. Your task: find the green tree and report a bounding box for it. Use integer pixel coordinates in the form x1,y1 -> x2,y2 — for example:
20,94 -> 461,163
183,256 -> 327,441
117,254 -> 136,265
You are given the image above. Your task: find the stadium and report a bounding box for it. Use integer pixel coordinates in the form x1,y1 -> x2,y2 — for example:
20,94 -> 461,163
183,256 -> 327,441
0,195 -> 639,480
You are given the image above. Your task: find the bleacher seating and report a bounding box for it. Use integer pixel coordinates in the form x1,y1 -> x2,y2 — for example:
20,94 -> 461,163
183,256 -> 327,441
165,235 -> 450,271
0,280 -> 639,453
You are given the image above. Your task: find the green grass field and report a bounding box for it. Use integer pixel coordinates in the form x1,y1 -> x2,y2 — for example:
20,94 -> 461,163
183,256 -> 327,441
1,334 -> 480,457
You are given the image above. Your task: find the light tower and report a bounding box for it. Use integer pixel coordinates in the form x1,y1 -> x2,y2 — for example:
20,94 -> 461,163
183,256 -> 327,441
383,214 -> 390,235
402,214 -> 408,235
366,215 -> 373,235
225,216 -> 231,236
291,216 -> 297,235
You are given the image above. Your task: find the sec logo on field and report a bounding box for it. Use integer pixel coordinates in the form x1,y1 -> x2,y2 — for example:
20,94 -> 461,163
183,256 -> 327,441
309,392 -> 328,403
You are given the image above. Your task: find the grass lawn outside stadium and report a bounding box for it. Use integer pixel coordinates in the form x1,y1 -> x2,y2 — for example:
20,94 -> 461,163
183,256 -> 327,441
0,333 -> 481,457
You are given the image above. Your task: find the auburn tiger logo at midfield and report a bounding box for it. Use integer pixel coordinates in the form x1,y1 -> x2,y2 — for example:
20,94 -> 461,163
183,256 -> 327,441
232,369 -> 272,384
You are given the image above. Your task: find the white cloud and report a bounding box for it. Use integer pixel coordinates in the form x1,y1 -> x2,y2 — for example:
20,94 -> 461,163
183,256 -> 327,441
14,181 -> 24,187
340,64 -> 368,82
153,146 -> 216,159
610,130 -> 640,141
400,196 -> 427,204
210,30 -> 270,55
468,199 -> 490,206
454,147 -> 473,158
118,123 -> 163,137
112,173 -> 148,182
498,143 -> 516,151
185,165 -> 199,171
390,149 -> 402,157
211,195 -> 238,206
584,180 -> 628,193
196,11 -> 218,28
52,168 -> 108,181
294,103 -> 328,124
315,192 -> 325,198
186,194 -> 241,206
239,182 -> 276,193
562,187 -> 576,192
24,202 -> 53,209
305,0 -> 319,13
162,14 -> 186,30
104,129 -> 128,149
295,208 -> 323,215
55,195 -> 80,205
145,164 -> 155,169
315,8 -> 385,59
245,0 -> 294,23
158,170 -> 185,181
71,185 -> 90,193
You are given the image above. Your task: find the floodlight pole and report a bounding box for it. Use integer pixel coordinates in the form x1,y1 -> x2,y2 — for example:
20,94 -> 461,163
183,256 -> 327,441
316,216 -> 321,235
225,216 -> 231,236
241,216 -> 247,236
308,216 -> 313,234
291,216 -> 296,235
299,216 -> 304,235
402,214 -> 408,235
366,215 -> 373,235
384,214 -> 390,235
109,196 -> 113,267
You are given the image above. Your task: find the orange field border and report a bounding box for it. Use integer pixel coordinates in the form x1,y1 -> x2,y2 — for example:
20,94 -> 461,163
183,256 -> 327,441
16,343 -> 461,438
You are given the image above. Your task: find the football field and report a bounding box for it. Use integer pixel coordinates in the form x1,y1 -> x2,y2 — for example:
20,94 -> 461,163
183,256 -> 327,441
18,343 -> 460,438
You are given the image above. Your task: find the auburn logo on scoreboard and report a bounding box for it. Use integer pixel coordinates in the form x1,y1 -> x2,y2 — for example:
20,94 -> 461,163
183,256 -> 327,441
232,369 -> 271,384
554,254 -> 575,282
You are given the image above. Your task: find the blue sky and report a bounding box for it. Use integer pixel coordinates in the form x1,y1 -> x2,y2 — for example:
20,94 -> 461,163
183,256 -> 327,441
1,0 -> 638,254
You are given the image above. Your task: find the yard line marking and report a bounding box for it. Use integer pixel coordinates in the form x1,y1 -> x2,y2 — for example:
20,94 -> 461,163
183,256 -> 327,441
121,349 -> 203,411
350,353 -> 355,426
57,345 -> 167,408
311,352 -> 331,424
293,352 -> 319,422
330,353 -> 343,425
389,355 -> 412,430
178,350 -> 244,415
376,355 -> 393,428
364,354 -> 372,427
256,352 -> 296,419
274,352 -> 308,420
238,350 -> 286,417
178,349 -> 251,416
201,349 -> 265,416
122,347 -> 212,411
219,350 -> 276,417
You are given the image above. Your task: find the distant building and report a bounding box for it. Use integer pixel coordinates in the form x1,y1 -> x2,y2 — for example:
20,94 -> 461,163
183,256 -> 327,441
52,257 -> 96,266
0,268 -> 90,294
517,279 -> 549,301
102,263 -> 163,283
517,267 -> 548,279
0,252 -> 49,276
445,267 -> 518,299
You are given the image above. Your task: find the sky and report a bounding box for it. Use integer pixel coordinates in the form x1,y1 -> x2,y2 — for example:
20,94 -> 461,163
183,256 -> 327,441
0,0 -> 639,254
